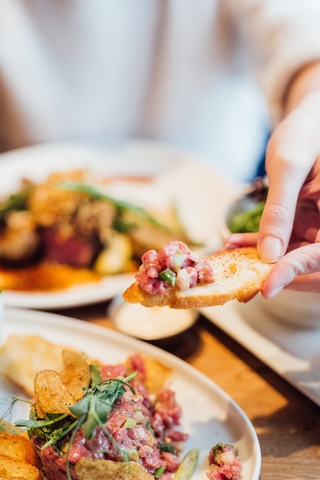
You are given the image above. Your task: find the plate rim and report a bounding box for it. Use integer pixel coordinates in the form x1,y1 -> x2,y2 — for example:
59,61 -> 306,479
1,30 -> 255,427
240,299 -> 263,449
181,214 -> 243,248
0,141 -> 232,309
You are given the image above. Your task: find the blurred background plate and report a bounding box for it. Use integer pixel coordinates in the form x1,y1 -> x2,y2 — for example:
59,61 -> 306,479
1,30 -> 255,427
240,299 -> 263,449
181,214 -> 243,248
0,140 -> 235,309
108,294 -> 199,341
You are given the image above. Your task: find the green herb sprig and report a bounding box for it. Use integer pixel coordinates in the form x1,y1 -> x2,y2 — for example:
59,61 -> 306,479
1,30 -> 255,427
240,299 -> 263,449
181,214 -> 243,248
58,181 -> 170,231
14,370 -> 137,480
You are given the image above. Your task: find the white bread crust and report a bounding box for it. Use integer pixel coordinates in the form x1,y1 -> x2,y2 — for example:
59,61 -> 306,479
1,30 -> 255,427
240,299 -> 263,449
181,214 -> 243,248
123,247 -> 273,309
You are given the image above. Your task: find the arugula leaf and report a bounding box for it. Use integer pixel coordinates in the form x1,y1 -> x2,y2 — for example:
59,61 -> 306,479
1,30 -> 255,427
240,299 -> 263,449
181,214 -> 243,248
69,373 -> 136,441
89,364 -> 102,387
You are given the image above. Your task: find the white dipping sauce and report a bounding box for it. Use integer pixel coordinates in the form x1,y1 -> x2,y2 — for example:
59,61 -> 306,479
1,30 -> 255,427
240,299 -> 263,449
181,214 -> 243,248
111,301 -> 198,340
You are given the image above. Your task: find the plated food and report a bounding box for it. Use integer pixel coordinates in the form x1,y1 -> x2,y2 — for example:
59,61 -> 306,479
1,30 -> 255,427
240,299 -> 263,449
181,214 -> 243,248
0,334 -> 243,480
225,178 -> 268,234
0,169 -> 191,293
0,308 -> 261,479
123,242 -> 273,309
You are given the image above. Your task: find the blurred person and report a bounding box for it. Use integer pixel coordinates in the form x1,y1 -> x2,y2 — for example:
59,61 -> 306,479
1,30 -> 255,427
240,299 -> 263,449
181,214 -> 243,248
2,0 -> 320,292
0,0 -> 317,184
227,60 -> 320,297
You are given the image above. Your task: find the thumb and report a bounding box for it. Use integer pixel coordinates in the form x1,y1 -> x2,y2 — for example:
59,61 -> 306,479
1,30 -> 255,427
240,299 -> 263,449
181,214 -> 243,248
258,179 -> 299,263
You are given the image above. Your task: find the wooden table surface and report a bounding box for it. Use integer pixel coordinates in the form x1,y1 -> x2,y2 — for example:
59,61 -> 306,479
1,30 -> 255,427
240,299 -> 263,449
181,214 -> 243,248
55,301 -> 320,480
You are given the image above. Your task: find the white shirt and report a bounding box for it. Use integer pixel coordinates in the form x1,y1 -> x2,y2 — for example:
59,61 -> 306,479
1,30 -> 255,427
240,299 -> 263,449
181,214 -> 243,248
1,0 -> 320,182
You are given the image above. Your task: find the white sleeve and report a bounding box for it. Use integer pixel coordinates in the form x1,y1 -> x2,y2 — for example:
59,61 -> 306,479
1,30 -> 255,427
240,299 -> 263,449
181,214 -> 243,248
224,0 -> 320,124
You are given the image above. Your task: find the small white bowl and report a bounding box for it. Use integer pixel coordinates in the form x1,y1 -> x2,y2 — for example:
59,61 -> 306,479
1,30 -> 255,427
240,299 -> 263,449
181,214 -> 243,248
255,289 -> 320,329
108,296 -> 198,341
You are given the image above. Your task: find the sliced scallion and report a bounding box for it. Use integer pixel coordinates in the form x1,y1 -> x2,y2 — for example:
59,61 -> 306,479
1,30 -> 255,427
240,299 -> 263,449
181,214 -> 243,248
158,268 -> 176,286
173,252 -> 188,273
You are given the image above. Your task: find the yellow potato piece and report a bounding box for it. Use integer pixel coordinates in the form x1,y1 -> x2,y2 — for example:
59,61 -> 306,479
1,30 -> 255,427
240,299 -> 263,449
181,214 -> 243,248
0,431 -> 36,465
75,458 -> 153,480
0,454 -> 40,480
34,370 -> 77,418
60,350 -> 90,401
143,356 -> 172,393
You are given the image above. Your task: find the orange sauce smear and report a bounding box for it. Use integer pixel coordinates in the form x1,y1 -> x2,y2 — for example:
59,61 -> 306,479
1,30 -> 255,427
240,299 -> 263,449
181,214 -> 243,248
0,262 -> 103,292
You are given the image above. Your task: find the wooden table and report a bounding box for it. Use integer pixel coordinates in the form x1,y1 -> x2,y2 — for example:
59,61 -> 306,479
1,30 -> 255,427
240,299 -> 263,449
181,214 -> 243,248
56,301 -> 320,480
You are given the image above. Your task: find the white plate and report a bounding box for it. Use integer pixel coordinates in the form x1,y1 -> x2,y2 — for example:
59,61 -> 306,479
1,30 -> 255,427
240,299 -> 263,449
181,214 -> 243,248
0,307 -> 261,479
0,140 -> 235,309
200,297 -> 320,407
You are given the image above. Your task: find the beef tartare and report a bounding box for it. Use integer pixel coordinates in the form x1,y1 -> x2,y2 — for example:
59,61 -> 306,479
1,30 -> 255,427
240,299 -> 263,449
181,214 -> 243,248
17,353 -> 189,480
136,241 -> 214,294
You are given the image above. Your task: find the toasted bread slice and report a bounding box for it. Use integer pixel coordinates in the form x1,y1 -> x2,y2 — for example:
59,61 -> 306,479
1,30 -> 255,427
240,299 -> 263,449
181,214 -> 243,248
123,247 -> 272,309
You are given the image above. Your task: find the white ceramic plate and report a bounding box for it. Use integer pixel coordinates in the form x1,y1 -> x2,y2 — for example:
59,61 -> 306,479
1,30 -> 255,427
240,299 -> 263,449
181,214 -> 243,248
201,297 -> 320,407
0,307 -> 261,480
0,140 -> 235,309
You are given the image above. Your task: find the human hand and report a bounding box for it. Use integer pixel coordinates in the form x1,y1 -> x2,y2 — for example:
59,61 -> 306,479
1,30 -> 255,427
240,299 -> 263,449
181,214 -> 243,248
226,85 -> 320,298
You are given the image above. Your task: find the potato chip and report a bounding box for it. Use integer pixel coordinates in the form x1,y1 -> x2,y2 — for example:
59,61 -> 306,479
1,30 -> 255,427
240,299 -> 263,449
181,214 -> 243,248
34,370 -> 76,418
0,335 -> 64,395
75,458 -> 153,480
0,431 -> 36,465
143,356 -> 172,393
0,477 -> 26,479
0,454 -> 40,480
60,349 -> 90,400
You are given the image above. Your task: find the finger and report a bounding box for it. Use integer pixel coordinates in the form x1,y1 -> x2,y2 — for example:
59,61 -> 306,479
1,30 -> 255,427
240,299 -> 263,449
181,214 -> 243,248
257,103 -> 320,264
258,143 -> 306,263
257,178 -> 300,263
224,233 -> 258,248
262,243 -> 320,298
282,272 -> 320,293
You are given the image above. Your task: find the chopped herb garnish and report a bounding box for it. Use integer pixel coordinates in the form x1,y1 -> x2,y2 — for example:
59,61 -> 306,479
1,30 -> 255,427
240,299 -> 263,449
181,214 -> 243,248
124,417 -> 136,429
159,268 -> 176,286
155,465 -> 166,477
173,252 -> 188,273
159,442 -> 176,454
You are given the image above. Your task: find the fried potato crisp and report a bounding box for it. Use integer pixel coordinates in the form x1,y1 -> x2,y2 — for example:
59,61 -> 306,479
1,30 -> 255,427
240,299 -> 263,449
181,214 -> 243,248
34,370 -> 77,418
75,458 -> 153,480
0,454 -> 40,480
60,349 -> 90,401
0,431 -> 36,465
143,356 -> 172,393
0,335 -> 64,396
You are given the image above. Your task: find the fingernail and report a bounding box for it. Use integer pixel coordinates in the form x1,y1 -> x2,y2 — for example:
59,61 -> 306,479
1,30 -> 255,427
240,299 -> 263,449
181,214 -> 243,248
266,284 -> 285,299
260,236 -> 282,262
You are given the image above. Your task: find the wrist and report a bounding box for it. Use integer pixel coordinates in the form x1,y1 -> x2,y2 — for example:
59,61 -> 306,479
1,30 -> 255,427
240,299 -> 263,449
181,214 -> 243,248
283,60 -> 320,116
